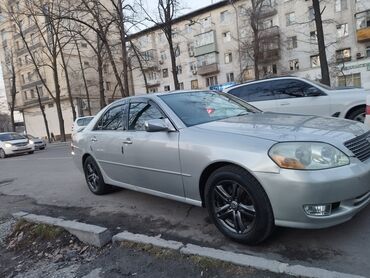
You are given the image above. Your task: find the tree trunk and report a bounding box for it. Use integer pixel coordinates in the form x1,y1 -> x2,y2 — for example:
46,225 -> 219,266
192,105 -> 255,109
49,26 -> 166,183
118,0 -> 130,96
167,32 -> 180,90
10,62 -> 17,132
52,55 -> 66,142
312,0 -> 330,86
59,47 -> 77,121
75,40 -> 92,116
97,38 -> 106,109
130,41 -> 149,93
36,86 -> 51,143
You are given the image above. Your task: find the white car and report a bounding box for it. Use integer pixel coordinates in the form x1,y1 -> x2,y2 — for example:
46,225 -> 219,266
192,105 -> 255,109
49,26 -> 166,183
72,116 -> 94,135
366,94 -> 370,128
225,76 -> 369,123
0,132 -> 35,159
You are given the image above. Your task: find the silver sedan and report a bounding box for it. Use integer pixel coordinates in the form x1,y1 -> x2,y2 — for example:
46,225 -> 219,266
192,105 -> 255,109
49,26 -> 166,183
72,91 -> 370,244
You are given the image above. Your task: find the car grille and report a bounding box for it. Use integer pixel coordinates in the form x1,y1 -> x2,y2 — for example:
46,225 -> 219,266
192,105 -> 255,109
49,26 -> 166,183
13,142 -> 28,147
344,131 -> 370,162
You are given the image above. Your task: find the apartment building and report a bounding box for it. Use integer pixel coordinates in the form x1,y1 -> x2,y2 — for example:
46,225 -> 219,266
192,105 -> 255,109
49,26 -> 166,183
0,1 -> 121,138
129,0 -> 370,94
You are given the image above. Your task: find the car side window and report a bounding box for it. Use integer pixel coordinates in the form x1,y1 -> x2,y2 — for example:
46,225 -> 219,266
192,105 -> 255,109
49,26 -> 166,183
228,83 -> 275,102
273,80 -> 323,99
128,102 -> 164,131
95,104 -> 126,131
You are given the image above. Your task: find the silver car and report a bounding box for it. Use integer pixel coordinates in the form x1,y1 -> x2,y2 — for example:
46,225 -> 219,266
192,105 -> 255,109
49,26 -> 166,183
72,91 -> 370,244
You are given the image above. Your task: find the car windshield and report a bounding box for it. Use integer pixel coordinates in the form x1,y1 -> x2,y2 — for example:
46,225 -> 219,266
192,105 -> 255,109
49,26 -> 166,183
159,91 -> 260,126
0,133 -> 26,141
27,135 -> 36,139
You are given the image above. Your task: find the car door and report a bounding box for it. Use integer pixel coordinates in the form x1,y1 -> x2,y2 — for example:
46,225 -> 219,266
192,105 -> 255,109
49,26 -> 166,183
120,99 -> 184,197
227,82 -> 278,112
272,79 -> 331,116
89,102 -> 128,182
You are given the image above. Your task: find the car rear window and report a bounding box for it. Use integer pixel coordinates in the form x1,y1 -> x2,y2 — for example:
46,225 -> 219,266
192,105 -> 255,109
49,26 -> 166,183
228,82 -> 276,102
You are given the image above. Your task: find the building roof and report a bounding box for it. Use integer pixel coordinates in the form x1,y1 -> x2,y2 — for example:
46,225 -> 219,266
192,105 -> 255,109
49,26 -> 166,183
127,0 -> 233,40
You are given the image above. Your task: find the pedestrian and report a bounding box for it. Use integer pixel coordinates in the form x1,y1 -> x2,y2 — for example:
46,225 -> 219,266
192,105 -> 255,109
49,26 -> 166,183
51,132 -> 55,142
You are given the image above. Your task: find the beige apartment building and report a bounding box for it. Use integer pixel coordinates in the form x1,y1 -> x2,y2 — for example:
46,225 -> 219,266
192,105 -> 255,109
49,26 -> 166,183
0,0 -> 122,138
129,0 -> 370,94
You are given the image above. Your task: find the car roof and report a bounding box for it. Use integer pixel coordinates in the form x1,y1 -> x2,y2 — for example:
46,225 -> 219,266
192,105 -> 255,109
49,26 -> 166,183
224,76 -> 304,91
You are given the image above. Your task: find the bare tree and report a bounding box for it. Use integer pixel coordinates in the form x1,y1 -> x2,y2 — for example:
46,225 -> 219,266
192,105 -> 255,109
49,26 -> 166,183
139,0 -> 181,90
0,113 -> 12,132
36,86 -> 51,142
239,0 -> 279,80
312,0 -> 330,86
3,50 -> 18,132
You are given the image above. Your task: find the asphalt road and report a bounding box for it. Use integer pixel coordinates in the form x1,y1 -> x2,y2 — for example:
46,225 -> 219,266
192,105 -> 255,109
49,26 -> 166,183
0,144 -> 369,277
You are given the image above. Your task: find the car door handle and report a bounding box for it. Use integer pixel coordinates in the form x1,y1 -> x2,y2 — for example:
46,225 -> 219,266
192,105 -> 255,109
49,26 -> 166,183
123,138 -> 133,145
91,137 -> 97,142
280,102 -> 290,106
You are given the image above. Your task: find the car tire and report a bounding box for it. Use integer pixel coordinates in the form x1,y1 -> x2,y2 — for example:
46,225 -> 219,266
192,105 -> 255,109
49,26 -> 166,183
347,107 -> 366,123
83,156 -> 110,195
205,165 -> 274,245
28,151 -> 34,154
0,149 -> 6,159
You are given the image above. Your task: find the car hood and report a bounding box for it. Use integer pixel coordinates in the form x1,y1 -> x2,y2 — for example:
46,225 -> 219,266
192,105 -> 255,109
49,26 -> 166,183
6,139 -> 29,144
195,112 -> 369,144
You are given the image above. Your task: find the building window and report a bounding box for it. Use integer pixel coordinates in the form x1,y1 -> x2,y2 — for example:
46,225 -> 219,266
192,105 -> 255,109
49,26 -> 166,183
336,48 -> 351,62
289,59 -> 299,71
188,43 -> 194,56
30,89 -> 35,98
103,64 -> 109,74
18,57 -> 22,66
287,36 -> 297,49
195,31 -> 214,47
308,7 -> 315,21
261,19 -> 273,30
162,68 -> 169,78
21,74 -> 25,84
337,73 -> 361,87
179,82 -> 184,90
190,62 -> 197,73
220,10 -> 230,23
16,41 -> 20,50
160,50 -> 167,61
222,31 -> 231,42
224,52 -> 232,64
337,23 -> 348,38
226,72 -> 234,82
356,10 -> 370,30
197,53 -> 217,67
262,64 -> 277,76
200,17 -> 211,29
185,24 -> 192,33
30,33 -> 35,44
48,103 -> 54,108
286,12 -> 295,26
164,85 -> 170,91
206,76 -> 218,87
24,91 -> 28,100
106,82 -> 111,91
176,65 -> 182,74
84,61 -> 89,66
310,55 -> 320,68
335,0 -> 347,12
38,86 -> 44,97
149,88 -> 158,93
366,46 -> 370,58
148,71 -> 157,81
175,45 -> 180,57
158,32 -> 165,43
27,72 -> 33,82
310,31 -> 317,41
191,79 -> 198,89
81,42 -> 88,48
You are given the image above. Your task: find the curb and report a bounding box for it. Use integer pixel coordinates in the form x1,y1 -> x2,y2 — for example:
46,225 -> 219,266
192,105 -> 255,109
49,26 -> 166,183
11,212 -> 365,278
112,231 -> 365,278
12,212 -> 111,247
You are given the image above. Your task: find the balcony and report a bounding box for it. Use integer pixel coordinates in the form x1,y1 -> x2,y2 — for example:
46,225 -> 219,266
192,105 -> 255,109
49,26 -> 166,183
197,63 -> 219,76
16,42 -> 41,56
258,48 -> 280,63
260,26 -> 280,39
258,5 -> 277,18
21,79 -> 44,90
357,27 -> 370,42
24,96 -> 49,106
146,79 -> 160,87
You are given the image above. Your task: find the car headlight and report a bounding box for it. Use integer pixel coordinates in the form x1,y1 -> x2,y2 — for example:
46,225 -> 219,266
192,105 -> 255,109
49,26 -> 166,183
269,142 -> 349,170
29,140 -> 34,145
4,142 -> 12,148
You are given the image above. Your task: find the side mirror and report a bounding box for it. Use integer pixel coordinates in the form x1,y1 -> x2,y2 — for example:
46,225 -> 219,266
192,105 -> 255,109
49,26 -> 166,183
306,87 -> 324,97
145,119 -> 174,132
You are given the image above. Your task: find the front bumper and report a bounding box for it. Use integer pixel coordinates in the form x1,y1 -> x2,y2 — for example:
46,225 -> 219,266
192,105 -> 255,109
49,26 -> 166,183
4,144 -> 35,155
255,157 -> 370,229
34,142 -> 46,149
